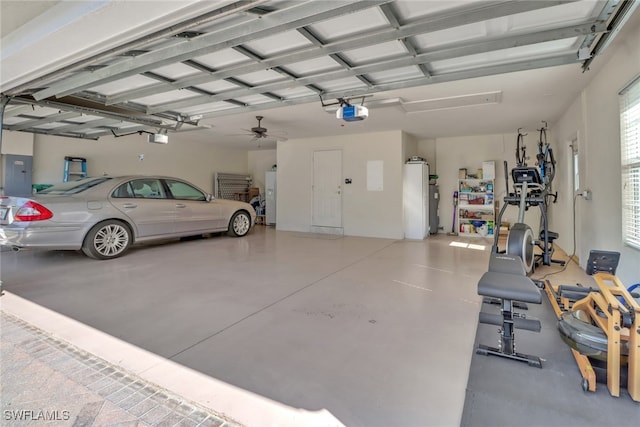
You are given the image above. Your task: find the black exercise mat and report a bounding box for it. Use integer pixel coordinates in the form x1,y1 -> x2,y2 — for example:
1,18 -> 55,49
461,294 -> 639,427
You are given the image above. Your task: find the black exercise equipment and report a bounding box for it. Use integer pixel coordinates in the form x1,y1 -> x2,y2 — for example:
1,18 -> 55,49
476,254 -> 543,368
585,250 -> 620,275
492,164 -> 565,274
535,122 -> 557,192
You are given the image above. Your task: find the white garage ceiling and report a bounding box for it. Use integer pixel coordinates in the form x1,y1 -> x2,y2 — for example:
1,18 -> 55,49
1,0 -> 638,149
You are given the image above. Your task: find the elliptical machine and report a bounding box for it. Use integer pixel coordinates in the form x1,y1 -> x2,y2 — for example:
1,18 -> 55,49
492,124 -> 565,274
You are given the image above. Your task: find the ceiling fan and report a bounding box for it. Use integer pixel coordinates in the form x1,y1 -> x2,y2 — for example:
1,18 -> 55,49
241,116 -> 287,142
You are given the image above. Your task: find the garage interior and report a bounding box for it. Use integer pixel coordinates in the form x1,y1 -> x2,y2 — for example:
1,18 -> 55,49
1,1 -> 640,426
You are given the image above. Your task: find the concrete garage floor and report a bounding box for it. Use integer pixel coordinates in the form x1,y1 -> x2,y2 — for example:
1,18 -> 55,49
1,227 -> 491,426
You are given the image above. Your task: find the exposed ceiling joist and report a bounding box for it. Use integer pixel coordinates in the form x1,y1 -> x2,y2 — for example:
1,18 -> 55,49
6,111 -> 81,132
3,0 -> 269,96
196,53 -> 579,120
43,118 -> 123,135
9,97 -> 174,130
2,0 -> 636,146
31,0 -> 391,101
143,20 -> 603,114
105,0 -> 577,108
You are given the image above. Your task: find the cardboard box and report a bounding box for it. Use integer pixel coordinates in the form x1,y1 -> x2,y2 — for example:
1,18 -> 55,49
498,221 -> 510,236
248,187 -> 260,199
482,161 -> 495,180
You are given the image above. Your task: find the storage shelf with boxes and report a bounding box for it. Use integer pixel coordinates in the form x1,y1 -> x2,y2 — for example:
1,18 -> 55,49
457,161 -> 495,237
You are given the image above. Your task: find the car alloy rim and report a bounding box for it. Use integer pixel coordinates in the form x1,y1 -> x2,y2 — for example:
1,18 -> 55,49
94,224 -> 129,256
233,214 -> 250,234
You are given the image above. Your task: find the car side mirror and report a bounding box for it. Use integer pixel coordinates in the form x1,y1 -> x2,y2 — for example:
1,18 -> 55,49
206,194 -> 213,202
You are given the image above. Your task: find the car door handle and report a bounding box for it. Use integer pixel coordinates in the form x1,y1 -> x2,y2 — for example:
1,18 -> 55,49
176,204 -> 186,208
122,203 -> 137,208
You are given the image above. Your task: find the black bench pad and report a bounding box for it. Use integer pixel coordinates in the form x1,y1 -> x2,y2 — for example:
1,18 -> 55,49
478,312 -> 542,332
478,271 -> 541,303
488,254 -> 527,276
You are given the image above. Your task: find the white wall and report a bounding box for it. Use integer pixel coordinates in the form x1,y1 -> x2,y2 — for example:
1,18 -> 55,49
417,138 -> 436,171
248,149 -> 277,194
552,94 -> 586,263
434,133 -> 538,236
1,130 -> 34,155
553,16 -> 640,284
402,132 -> 417,161
30,133 -> 248,194
276,130 -> 405,239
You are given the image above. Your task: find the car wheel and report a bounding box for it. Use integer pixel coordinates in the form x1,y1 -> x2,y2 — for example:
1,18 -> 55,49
82,220 -> 131,260
228,211 -> 251,237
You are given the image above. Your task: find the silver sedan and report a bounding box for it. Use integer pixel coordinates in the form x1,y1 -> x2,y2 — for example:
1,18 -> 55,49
0,176 -> 256,260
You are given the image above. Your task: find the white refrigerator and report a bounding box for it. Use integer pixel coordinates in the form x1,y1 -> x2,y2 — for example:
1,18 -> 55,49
265,171 -> 277,225
403,161 -> 430,239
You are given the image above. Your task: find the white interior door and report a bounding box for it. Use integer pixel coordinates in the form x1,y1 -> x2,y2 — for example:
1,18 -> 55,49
313,150 -> 342,228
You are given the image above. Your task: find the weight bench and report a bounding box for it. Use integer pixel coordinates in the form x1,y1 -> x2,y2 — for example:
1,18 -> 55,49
476,254 -> 543,368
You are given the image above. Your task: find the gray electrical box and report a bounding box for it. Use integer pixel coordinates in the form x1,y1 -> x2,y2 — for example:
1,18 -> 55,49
429,184 -> 439,234
4,154 -> 33,196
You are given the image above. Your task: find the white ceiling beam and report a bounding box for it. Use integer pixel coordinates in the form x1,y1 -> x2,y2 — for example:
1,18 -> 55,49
107,0 -> 578,107
196,53 -> 580,120
2,104 -> 40,119
379,3 -> 432,77
32,1 -> 391,101
4,1 -> 267,95
146,20 -> 603,114
9,97 -> 173,130
16,128 -> 100,141
5,111 -> 81,132
43,118 -> 122,135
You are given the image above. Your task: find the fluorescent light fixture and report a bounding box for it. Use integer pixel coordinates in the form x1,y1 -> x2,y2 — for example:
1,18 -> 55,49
402,91 -> 502,113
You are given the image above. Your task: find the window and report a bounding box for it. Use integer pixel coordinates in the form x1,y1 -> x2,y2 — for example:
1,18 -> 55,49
115,179 -> 166,199
38,177 -> 111,195
112,182 -> 135,198
166,180 -> 206,201
620,75 -> 640,250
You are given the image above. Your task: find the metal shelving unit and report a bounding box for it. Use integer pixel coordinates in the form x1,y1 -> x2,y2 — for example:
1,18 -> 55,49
457,178 -> 494,237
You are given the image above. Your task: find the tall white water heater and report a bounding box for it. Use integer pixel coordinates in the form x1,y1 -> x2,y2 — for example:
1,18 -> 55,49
403,161 -> 430,239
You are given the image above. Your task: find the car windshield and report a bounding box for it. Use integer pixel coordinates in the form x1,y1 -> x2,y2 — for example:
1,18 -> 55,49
38,177 -> 112,195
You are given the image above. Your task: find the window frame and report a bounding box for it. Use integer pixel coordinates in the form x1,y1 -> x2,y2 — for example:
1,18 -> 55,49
620,74 -> 640,250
